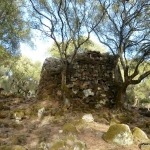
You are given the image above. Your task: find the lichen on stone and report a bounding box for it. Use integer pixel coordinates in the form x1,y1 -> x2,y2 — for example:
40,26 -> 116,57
50,140 -> 65,150
0,145 -> 27,150
82,114 -> 94,123
50,135 -> 86,150
103,124 -> 133,146
63,123 -> 78,134
132,127 -> 149,144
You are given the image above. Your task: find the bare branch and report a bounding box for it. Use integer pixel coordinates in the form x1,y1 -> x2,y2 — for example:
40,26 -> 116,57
29,0 -> 52,23
131,71 -> 150,85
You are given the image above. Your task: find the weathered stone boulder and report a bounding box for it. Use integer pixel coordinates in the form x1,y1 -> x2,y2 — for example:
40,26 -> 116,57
49,135 -> 86,150
62,123 -> 78,134
103,124 -> 133,146
37,51 -> 118,108
82,114 -> 94,123
132,127 -> 149,144
37,107 -> 45,120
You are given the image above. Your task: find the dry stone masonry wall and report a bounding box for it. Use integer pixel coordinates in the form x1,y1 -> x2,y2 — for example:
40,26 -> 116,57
37,51 -> 118,108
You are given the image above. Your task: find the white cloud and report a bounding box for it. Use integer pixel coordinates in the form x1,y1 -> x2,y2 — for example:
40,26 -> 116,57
20,38 -> 53,63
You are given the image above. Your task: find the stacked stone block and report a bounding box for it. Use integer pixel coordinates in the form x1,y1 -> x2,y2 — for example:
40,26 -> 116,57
37,51 -> 118,108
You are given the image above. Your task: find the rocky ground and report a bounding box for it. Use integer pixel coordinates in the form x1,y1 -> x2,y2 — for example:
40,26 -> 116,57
0,95 -> 150,150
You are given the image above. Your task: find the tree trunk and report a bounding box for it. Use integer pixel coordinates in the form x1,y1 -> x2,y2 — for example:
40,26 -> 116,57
61,61 -> 71,110
115,86 -> 127,109
61,63 -> 67,102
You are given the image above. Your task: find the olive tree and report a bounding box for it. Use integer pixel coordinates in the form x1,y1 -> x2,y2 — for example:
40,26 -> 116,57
1,56 -> 41,97
0,0 -> 30,55
0,0 -> 31,94
94,0 -> 150,108
29,0 -> 106,104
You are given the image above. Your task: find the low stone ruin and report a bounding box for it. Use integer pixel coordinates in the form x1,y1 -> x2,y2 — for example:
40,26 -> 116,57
37,51 -> 118,108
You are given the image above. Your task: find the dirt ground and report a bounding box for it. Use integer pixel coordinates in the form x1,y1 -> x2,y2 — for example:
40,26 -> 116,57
0,96 -> 149,150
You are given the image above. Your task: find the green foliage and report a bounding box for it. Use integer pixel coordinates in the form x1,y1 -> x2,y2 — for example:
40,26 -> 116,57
0,1 -> 31,92
134,78 -> 150,103
48,37 -> 106,58
0,56 -> 41,97
0,51 -> 18,83
0,0 -> 31,55
127,75 -> 150,104
0,46 -> 12,67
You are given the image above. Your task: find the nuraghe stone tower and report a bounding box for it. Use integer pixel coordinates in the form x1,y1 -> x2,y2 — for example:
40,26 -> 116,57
37,51 -> 118,108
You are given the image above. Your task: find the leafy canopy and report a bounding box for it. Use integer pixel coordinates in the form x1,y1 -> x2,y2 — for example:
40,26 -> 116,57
0,56 -> 41,96
0,0 -> 30,55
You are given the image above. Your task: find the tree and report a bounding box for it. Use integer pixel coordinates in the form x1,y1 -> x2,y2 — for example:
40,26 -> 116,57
94,0 -> 150,108
0,46 -> 11,67
126,68 -> 150,106
0,0 -> 31,90
0,0 -> 30,56
29,0 -> 106,104
0,46 -> 19,88
1,56 -> 41,97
